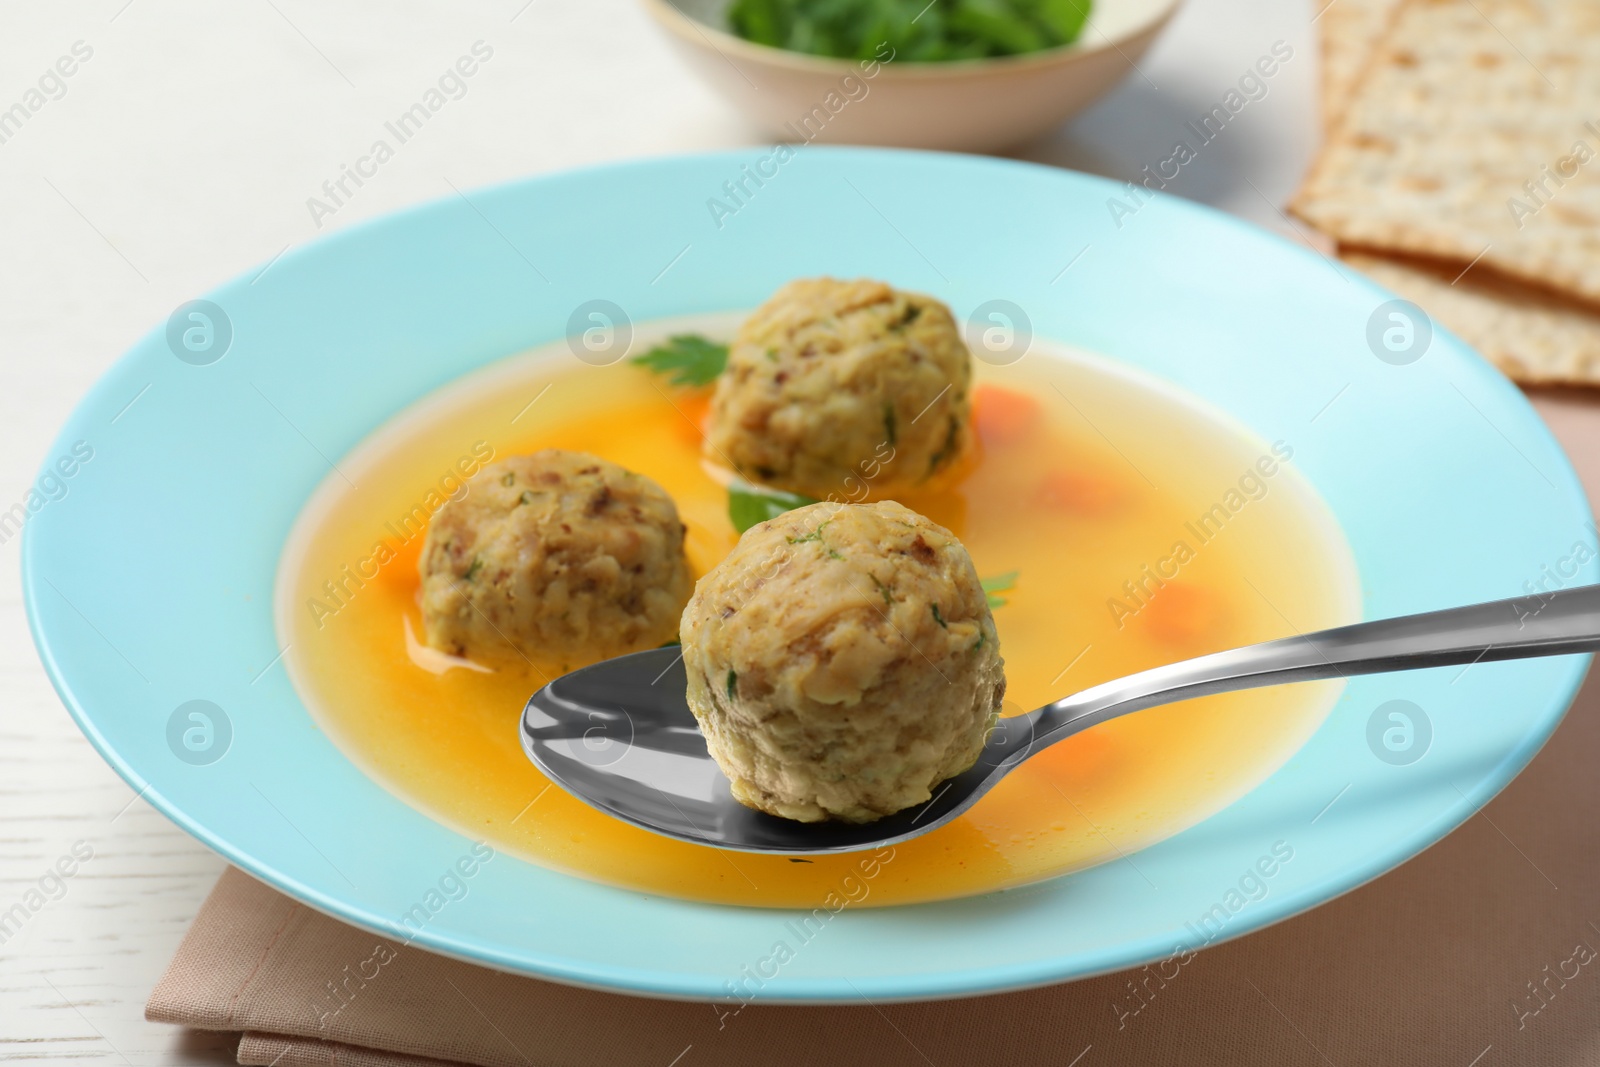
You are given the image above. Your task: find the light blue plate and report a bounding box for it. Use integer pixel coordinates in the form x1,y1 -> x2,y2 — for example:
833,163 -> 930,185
24,149 -> 1595,1003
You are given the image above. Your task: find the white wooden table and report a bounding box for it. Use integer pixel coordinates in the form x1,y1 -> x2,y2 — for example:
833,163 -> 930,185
0,0 -> 1317,1059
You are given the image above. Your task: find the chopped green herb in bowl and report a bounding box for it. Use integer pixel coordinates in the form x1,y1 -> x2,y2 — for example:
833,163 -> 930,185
728,0 -> 1092,61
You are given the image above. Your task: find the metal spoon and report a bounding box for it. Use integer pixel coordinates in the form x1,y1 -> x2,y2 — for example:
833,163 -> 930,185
520,584 -> 1600,855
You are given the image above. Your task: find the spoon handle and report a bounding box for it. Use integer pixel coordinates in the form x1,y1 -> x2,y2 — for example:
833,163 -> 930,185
1031,583 -> 1600,747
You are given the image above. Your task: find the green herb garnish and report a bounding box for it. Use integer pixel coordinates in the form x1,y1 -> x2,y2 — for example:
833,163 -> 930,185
981,570 -> 1018,608
726,670 -> 738,699
727,0 -> 1091,62
632,334 -> 729,387
931,603 -> 947,628
464,557 -> 484,581
785,517 -> 845,558
786,521 -> 830,545
728,484 -> 818,534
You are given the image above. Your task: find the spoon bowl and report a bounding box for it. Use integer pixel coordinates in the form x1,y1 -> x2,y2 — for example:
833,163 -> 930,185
522,585 -> 1600,855
520,647 -> 1038,854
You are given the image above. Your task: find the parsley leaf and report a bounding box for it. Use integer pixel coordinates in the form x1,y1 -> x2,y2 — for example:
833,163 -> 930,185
728,484 -> 818,534
631,334 -> 728,387
981,570 -> 1018,609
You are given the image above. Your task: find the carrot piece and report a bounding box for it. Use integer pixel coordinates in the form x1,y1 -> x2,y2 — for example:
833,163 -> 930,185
1141,583 -> 1223,647
972,384 -> 1040,447
375,534 -> 425,593
671,391 -> 713,448
1036,470 -> 1126,516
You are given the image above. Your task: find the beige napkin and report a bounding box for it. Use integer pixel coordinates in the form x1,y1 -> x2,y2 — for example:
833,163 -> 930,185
148,395 -> 1600,1067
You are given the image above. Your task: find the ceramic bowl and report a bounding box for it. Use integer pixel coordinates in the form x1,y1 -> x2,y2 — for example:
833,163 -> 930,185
642,0 -> 1184,152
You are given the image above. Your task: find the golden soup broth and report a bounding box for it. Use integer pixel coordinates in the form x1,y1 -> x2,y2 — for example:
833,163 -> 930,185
279,317 -> 1359,908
